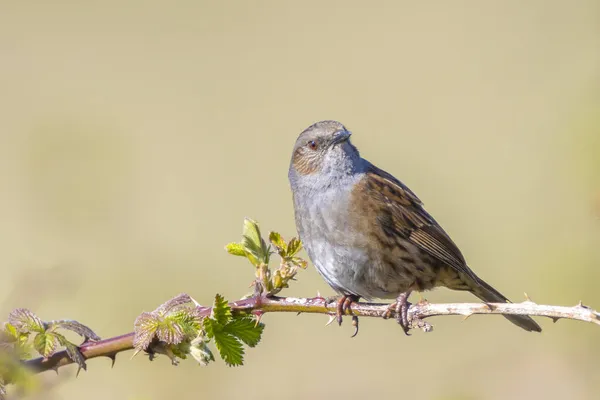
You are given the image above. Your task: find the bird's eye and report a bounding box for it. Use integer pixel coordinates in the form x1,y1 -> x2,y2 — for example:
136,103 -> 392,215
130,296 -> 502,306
307,140 -> 318,150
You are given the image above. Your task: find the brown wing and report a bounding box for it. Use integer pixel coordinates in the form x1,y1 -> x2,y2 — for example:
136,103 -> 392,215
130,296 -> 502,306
359,162 -> 479,282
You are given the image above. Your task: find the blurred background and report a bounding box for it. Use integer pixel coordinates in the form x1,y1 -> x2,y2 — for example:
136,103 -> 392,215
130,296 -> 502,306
1,1 -> 599,399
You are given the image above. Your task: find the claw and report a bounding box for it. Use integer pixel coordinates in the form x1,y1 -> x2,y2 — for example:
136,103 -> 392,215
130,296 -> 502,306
333,295 -> 360,335
351,315 -> 359,338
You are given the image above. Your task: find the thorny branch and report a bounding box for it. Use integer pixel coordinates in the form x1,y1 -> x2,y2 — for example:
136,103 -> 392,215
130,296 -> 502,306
24,294 -> 600,376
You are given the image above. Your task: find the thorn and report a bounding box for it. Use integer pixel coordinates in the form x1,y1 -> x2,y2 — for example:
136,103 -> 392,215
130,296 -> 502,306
51,366 -> 59,375
483,302 -> 496,311
524,292 -> 531,302
551,317 -> 560,323
254,313 -> 263,327
462,313 -> 473,321
189,296 -> 202,307
108,354 -> 116,368
350,316 -> 359,338
325,314 -> 336,327
316,290 -> 321,298
577,300 -> 589,309
131,349 -> 142,360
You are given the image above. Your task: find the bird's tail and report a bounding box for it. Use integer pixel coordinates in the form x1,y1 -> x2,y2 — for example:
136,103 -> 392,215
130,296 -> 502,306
470,279 -> 542,332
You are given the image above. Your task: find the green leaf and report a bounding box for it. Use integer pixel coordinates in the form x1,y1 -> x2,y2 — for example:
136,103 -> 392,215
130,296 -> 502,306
268,232 -> 286,251
133,312 -> 160,351
223,317 -> 264,348
225,243 -> 247,257
241,218 -> 270,264
8,309 -> 45,333
2,323 -> 18,341
211,294 -> 232,326
203,317 -> 217,339
286,238 -> 302,257
156,318 -> 185,345
212,331 -> 244,367
170,310 -> 203,337
33,332 -> 58,358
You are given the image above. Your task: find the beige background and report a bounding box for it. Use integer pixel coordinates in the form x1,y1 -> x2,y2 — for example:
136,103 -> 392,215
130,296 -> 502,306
1,1 -> 599,399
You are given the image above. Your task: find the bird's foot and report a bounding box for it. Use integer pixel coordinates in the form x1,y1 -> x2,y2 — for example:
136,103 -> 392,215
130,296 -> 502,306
382,291 -> 412,335
329,295 -> 360,337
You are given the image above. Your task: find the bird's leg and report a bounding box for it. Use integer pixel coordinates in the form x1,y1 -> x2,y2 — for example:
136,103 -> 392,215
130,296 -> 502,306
382,291 -> 413,335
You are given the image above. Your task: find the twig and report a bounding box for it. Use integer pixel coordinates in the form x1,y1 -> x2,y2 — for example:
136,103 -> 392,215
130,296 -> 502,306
24,296 -> 600,376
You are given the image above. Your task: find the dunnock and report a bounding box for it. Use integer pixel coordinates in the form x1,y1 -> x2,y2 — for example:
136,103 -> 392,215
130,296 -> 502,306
288,120 -> 541,334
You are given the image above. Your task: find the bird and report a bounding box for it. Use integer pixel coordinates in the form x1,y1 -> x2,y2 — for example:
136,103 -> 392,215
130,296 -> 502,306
287,120 -> 541,335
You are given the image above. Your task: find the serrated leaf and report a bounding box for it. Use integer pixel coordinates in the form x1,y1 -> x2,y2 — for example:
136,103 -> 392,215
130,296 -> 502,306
223,317 -> 264,348
286,238 -> 302,257
268,232 -> 286,251
63,341 -> 87,373
8,309 -> 45,333
212,331 -> 244,367
47,320 -> 101,341
170,310 -> 203,337
33,332 -> 59,358
133,312 -> 160,351
225,243 -> 247,257
156,318 -> 185,345
211,294 -> 232,326
203,317 -> 217,339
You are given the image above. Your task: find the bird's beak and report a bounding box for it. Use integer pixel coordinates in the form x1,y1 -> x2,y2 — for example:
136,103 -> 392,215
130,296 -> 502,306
331,130 -> 352,145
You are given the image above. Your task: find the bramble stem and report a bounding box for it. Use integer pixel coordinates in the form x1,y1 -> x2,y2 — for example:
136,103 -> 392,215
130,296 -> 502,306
24,295 -> 600,376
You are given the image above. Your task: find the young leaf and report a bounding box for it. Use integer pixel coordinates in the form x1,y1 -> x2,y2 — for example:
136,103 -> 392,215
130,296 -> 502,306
46,320 -> 101,341
268,232 -> 286,251
33,332 -> 58,358
291,257 -> 308,269
225,243 -> 247,257
241,218 -> 270,264
62,341 -> 87,373
223,317 -> 264,348
133,312 -> 160,352
170,310 -> 203,337
211,294 -> 232,326
156,318 -> 185,345
8,309 -> 45,333
1,323 -> 18,342
212,331 -> 244,367
155,293 -> 193,316
286,238 -> 302,258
